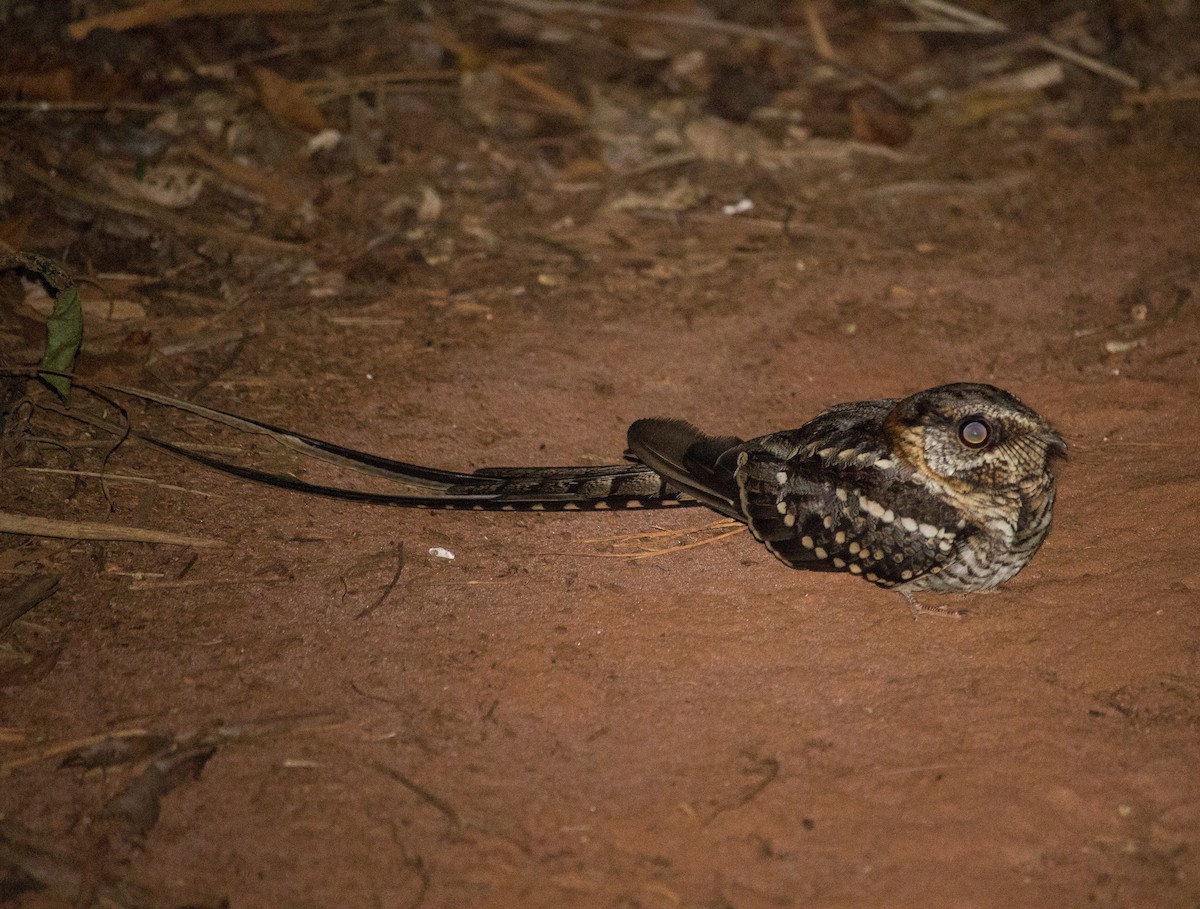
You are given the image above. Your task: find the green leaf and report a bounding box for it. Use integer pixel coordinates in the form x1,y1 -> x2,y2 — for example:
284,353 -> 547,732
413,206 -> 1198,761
36,283 -> 84,400
0,247 -> 84,401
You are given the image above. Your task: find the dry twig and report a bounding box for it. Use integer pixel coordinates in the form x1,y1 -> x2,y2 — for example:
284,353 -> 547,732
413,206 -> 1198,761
68,0 -> 318,40
0,512 -> 224,548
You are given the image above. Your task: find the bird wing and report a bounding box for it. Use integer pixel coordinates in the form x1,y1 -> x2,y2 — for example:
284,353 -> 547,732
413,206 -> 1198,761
731,399 -> 970,582
625,419 -> 745,519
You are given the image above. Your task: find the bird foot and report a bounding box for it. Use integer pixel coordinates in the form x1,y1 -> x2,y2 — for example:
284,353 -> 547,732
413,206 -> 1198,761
902,590 -> 967,619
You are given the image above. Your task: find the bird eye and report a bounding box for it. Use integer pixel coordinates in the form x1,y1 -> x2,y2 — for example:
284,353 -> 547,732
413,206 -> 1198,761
958,418 -> 991,448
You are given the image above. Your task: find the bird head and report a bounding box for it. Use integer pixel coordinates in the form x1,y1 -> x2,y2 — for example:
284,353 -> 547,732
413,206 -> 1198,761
885,383 -> 1066,489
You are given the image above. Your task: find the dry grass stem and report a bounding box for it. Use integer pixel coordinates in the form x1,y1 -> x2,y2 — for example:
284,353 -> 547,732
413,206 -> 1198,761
578,520 -> 744,560
581,519 -> 741,544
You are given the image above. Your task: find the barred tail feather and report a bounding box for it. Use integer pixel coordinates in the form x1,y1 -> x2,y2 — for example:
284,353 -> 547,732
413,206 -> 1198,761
107,382 -> 695,509
139,434 -> 690,510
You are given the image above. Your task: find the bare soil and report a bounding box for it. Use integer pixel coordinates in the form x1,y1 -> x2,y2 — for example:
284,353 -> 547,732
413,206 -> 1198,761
2,6 -> 1200,907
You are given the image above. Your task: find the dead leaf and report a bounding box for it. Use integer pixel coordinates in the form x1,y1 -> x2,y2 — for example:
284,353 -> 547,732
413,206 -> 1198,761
0,647 -> 61,688
100,746 -> 216,840
252,66 -> 327,134
0,575 -> 59,635
849,97 -> 912,147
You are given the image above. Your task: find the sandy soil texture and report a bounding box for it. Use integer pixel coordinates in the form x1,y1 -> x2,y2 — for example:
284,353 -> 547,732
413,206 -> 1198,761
2,4 -> 1199,906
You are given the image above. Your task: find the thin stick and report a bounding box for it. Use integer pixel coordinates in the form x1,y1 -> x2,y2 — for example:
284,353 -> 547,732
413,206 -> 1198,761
802,0 -> 837,61
127,575 -> 286,589
356,542 -> 405,619
301,70 -> 458,92
0,512 -> 224,548
900,0 -> 1006,33
371,761 -> 460,827
1125,86 -> 1200,105
68,0 -> 319,41
1031,35 -> 1140,89
431,25 -> 588,122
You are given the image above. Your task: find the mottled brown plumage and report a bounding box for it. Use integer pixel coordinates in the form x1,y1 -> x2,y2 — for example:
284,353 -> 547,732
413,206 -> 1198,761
626,383 -> 1065,594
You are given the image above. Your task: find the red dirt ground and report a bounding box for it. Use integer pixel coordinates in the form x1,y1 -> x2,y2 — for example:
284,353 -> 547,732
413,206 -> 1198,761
3,93 -> 1200,909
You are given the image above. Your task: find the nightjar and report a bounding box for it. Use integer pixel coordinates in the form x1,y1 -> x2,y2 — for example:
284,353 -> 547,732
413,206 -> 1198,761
625,383 -> 1066,594
129,382 -> 1064,596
